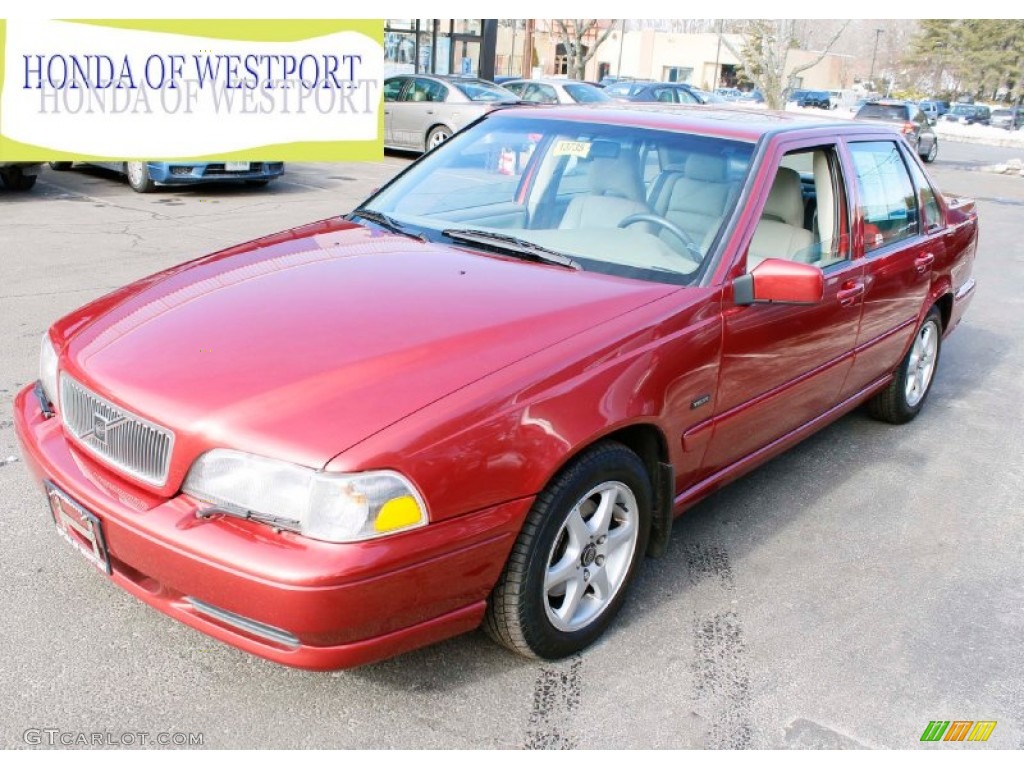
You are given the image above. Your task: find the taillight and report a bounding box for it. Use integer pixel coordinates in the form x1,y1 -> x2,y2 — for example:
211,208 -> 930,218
901,122 -> 915,134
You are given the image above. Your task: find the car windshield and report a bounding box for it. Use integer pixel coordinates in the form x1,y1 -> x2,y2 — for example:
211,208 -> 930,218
362,114 -> 755,285
949,105 -> 975,116
563,83 -> 612,103
452,79 -> 518,102
857,104 -> 908,120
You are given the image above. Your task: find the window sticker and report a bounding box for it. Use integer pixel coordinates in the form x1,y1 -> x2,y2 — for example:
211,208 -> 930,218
552,140 -> 591,159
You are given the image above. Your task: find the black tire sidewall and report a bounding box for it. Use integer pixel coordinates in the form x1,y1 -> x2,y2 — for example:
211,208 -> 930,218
516,445 -> 652,658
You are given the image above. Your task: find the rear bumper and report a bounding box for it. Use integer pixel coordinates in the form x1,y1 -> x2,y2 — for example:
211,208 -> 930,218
947,276 -> 976,336
14,384 -> 531,670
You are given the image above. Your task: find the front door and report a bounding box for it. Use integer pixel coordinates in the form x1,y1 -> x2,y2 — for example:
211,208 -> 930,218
702,142 -> 865,475
382,77 -> 407,145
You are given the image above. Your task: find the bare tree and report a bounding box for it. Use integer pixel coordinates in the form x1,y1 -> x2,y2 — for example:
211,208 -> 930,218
721,20 -> 850,109
552,20 -> 618,80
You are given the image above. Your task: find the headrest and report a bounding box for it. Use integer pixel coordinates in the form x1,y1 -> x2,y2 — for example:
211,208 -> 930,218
658,146 -> 689,171
588,156 -> 644,201
762,167 -> 805,229
685,154 -> 726,182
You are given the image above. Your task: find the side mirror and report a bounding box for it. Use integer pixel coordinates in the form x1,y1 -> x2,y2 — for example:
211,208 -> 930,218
733,258 -> 824,306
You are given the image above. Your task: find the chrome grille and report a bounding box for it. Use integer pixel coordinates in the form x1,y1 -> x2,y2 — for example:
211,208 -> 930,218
59,375 -> 174,486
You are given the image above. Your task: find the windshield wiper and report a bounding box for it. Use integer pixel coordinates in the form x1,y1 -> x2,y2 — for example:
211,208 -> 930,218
349,208 -> 426,241
442,229 -> 581,270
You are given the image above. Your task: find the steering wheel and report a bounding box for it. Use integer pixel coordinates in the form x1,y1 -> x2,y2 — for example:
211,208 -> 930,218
617,213 -> 703,262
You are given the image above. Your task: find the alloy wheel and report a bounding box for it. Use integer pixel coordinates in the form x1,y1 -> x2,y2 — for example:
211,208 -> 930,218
543,481 -> 639,632
905,320 -> 939,407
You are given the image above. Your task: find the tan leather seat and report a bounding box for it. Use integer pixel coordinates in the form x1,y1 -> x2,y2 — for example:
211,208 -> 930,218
656,154 -> 733,249
748,167 -> 816,268
560,155 -> 650,230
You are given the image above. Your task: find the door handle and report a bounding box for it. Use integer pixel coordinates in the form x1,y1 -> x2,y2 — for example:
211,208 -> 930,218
837,280 -> 865,307
915,253 -> 935,274
426,110 -> 434,115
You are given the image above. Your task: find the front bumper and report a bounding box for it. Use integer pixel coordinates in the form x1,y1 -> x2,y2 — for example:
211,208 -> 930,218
14,384 -> 530,670
147,162 -> 285,185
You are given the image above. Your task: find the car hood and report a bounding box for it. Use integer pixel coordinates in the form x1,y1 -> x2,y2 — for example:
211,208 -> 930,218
56,219 -> 676,485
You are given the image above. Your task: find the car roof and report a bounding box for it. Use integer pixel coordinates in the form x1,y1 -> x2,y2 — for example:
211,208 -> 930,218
489,103 -> 871,142
506,79 -> 595,87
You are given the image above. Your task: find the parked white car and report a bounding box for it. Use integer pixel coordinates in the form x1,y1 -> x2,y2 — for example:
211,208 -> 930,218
502,79 -> 612,105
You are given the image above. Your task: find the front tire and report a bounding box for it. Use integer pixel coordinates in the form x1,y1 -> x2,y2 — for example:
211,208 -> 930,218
868,306 -> 942,424
125,161 -> 155,193
485,441 -> 652,659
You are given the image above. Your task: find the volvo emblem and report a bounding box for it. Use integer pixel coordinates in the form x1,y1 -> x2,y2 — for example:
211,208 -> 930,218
89,413 -> 125,447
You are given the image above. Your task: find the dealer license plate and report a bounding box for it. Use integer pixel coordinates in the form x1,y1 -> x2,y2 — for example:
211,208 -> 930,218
45,481 -> 111,574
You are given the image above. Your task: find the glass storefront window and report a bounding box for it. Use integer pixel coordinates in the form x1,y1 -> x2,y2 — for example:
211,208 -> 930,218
384,30 -> 416,75
454,20 -> 482,36
385,19 -> 488,78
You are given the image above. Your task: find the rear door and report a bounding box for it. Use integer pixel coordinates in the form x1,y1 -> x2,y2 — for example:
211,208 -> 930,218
840,139 -> 936,397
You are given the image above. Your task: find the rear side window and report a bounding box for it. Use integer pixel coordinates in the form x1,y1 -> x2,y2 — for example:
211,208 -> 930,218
408,78 -> 448,103
676,88 -> 699,104
563,83 -> 611,103
524,83 -> 558,104
905,156 -> 942,232
849,141 -> 919,252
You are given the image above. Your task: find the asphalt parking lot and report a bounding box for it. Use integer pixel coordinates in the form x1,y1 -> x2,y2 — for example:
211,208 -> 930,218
1,143 -> 1022,749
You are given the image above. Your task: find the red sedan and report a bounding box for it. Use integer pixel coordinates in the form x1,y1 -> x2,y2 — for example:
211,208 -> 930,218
14,105 -> 978,669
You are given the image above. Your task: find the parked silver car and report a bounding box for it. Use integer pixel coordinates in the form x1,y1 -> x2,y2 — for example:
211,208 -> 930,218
383,75 -> 519,153
502,79 -> 612,105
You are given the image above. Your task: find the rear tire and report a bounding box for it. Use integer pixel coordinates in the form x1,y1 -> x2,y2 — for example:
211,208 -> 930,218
49,162 -> 73,171
425,126 -> 451,153
868,306 -> 942,424
921,138 -> 938,164
484,441 -> 652,659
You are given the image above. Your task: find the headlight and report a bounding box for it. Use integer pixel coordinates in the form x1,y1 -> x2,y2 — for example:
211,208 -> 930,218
39,333 -> 59,408
182,449 -> 428,542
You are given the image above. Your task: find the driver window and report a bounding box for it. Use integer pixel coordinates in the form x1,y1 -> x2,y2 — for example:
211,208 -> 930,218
747,146 -> 849,270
